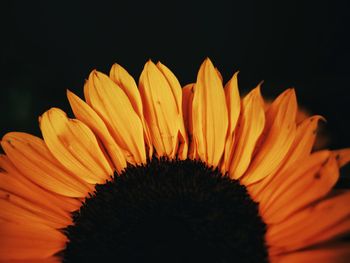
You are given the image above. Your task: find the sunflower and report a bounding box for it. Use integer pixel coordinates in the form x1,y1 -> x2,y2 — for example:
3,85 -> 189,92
1,58 -> 350,263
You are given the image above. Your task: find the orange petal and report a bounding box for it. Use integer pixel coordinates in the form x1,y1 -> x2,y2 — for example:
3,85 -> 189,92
40,108 -> 113,184
84,70 -> 146,164
267,191 -> 350,255
262,152 -> 339,223
258,150 -> 330,212
182,84 -> 197,160
333,148 -> 350,168
270,243 -> 350,263
109,63 -> 143,115
221,72 -> 240,172
0,190 -> 71,229
139,60 -> 184,158
191,58 -> 228,167
0,155 -> 81,213
1,132 -> 91,197
109,63 -> 153,158
278,115 -> 324,174
248,115 -> 324,201
0,222 -> 66,260
215,67 -> 223,82
182,84 -> 194,137
256,89 -> 295,149
5,257 -> 61,263
228,86 -> 265,179
242,89 -> 297,184
67,90 -> 126,172
156,62 -> 188,159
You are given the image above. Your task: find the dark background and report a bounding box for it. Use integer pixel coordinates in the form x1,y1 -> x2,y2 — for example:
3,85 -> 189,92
1,0 -> 349,151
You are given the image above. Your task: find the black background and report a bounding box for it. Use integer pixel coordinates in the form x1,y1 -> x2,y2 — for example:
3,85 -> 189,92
1,0 -> 349,150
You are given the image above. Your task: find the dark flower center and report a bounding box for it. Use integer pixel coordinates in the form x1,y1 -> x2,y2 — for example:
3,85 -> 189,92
63,158 -> 268,263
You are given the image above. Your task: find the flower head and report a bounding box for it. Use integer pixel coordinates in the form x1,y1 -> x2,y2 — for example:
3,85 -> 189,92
1,58 -> 350,262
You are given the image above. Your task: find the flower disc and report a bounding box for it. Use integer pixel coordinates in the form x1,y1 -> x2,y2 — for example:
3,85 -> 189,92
64,159 -> 267,263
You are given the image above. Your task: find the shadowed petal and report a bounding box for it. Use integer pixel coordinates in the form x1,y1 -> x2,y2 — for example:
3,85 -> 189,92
0,222 -> 67,261
270,243 -> 350,263
267,191 -> 350,255
262,151 -> 339,224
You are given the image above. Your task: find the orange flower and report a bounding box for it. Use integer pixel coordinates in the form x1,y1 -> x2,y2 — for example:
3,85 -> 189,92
1,58 -> 350,262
